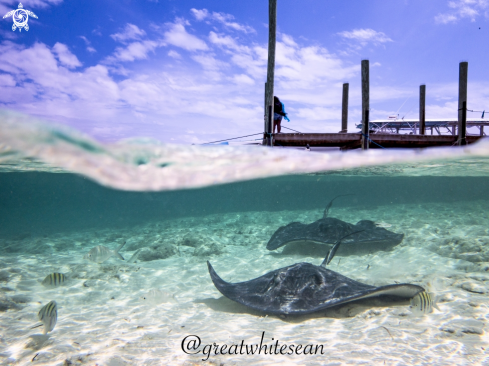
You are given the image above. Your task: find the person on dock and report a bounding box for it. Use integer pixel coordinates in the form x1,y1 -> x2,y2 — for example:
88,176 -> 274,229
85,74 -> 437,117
273,96 -> 290,133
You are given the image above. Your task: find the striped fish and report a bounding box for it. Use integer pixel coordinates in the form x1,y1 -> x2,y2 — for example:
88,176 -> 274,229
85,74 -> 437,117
42,273 -> 66,287
37,300 -> 57,334
83,241 -> 126,263
410,291 -> 440,315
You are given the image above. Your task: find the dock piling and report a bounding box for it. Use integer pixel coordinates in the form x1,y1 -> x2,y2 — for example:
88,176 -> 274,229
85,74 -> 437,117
459,101 -> 467,146
263,82 -> 268,144
419,85 -> 426,135
457,61 -> 468,140
361,60 -> 369,150
341,83 -> 349,133
264,0 -> 277,147
267,105 -> 273,146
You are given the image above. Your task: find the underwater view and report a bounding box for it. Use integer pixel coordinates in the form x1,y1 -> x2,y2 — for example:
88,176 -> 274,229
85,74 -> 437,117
1,0 -> 489,364
1,113 -> 489,365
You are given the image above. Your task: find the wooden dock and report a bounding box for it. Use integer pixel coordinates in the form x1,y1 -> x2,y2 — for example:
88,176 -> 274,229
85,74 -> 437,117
273,133 -> 483,150
262,1 -> 482,150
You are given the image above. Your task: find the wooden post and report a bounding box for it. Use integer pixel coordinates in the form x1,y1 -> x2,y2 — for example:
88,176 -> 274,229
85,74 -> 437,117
263,82 -> 268,145
480,125 -> 484,136
341,83 -> 349,133
419,84 -> 426,135
265,0 -> 277,147
458,61 -> 468,143
267,105 -> 273,146
459,101 -> 467,145
361,60 -> 369,150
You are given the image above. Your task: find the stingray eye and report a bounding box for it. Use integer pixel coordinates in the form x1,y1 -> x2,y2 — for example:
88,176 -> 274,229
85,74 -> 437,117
143,297 -> 146,300
309,274 -> 323,287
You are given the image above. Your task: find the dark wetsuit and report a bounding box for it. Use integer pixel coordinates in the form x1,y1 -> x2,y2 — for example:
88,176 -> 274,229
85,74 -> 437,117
273,97 -> 285,133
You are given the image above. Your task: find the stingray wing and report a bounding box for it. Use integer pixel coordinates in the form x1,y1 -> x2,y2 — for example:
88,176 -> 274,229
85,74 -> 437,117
266,218 -> 354,251
3,10 -> 14,18
208,261 -> 424,315
352,220 -> 404,246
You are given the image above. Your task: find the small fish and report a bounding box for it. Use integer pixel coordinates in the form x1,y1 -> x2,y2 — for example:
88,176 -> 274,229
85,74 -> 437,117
83,241 -> 126,263
140,289 -> 176,305
127,249 -> 141,264
37,300 -> 57,334
42,273 -> 66,287
410,291 -> 440,315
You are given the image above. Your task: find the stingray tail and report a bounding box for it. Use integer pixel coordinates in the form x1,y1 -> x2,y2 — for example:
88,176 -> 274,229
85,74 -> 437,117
321,230 -> 365,267
323,194 -> 355,218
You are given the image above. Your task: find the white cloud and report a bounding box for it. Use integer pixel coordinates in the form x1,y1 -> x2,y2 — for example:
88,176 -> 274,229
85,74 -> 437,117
52,43 -> 82,68
0,40 -> 259,142
212,12 -> 255,33
233,74 -> 254,85
0,73 -> 15,86
190,8 -> 208,21
192,53 -> 223,70
92,27 -> 102,36
209,31 -> 238,48
0,30 -> 361,141
111,24 -> 146,43
0,0 -> 62,14
0,41 -> 120,119
108,40 -> 159,62
434,13 -> 458,23
191,8 -> 255,33
338,29 -> 393,47
105,23 -> 167,63
435,0 -> 489,24
163,22 -> 208,51
281,34 -> 298,48
4,15 -> 484,144
168,50 -> 181,59
79,36 -> 96,53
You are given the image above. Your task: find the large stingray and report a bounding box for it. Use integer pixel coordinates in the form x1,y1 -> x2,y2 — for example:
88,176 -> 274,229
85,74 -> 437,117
266,195 -> 404,256
208,235 -> 423,315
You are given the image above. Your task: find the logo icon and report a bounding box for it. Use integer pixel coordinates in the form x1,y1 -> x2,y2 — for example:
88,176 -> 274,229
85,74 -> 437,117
3,3 -> 38,32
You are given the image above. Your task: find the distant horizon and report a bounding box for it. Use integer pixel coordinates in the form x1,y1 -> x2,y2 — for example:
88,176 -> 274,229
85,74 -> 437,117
1,0 -> 488,144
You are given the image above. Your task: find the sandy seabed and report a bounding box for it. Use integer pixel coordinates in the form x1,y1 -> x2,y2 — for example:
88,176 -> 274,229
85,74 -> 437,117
1,201 -> 489,366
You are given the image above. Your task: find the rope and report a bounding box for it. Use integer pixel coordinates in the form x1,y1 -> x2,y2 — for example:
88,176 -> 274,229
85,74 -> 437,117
201,133 -> 263,145
282,126 -> 302,133
361,133 -> 386,149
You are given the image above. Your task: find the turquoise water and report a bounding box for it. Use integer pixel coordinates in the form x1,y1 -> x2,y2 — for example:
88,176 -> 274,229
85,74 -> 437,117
2,172 -> 489,240
0,111 -> 488,365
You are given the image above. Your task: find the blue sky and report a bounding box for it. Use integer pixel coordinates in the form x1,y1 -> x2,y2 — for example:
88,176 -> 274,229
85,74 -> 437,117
0,0 -> 488,143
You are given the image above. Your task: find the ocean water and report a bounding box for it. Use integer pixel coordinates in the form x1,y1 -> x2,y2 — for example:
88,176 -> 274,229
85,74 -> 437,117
1,111 -> 489,365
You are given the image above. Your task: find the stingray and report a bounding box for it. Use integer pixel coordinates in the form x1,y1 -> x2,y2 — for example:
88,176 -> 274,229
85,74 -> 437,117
266,195 -> 404,256
208,235 -> 424,315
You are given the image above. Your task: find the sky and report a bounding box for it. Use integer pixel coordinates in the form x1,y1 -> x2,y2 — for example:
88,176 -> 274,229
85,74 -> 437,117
0,0 -> 488,144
